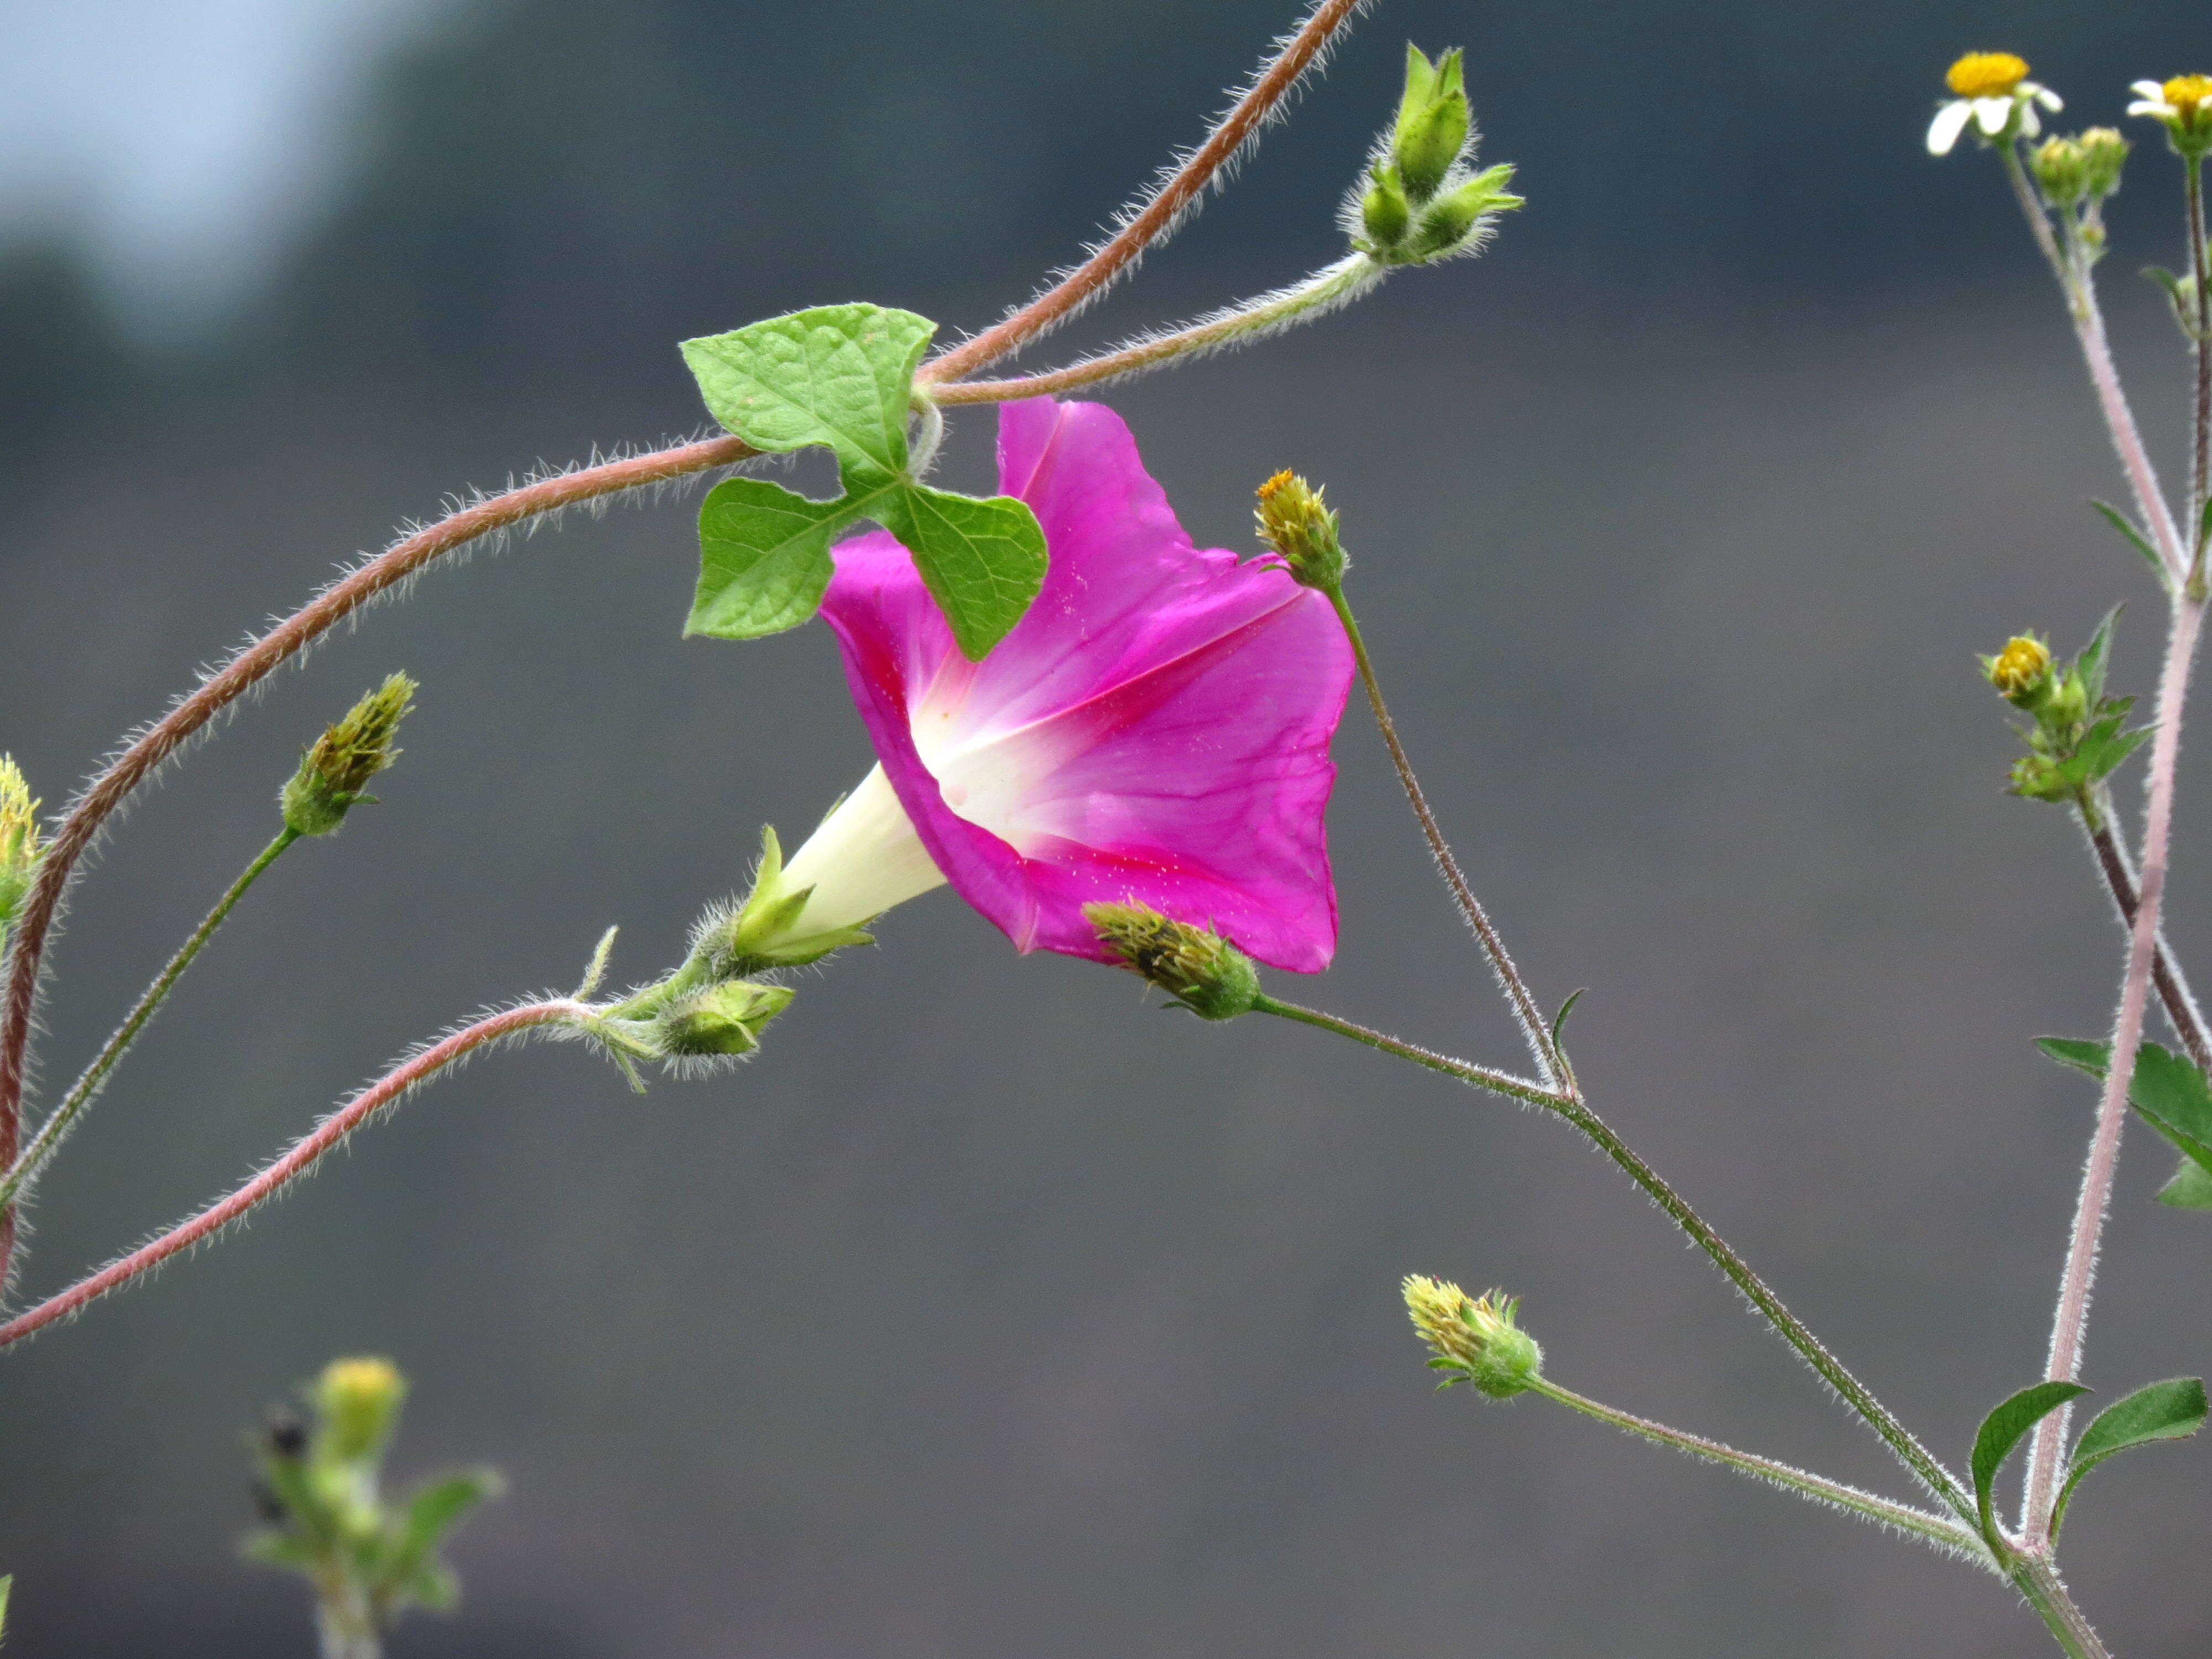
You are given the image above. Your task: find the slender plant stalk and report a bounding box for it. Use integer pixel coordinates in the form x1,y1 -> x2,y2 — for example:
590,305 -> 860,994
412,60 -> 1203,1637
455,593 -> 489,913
0,828 -> 300,1216
1321,586 -> 1563,1086
2023,594 -> 2207,1543
2077,796 -> 2212,1070
1525,1377 -> 1987,1562
933,258 -> 1385,405
1248,993 -> 1970,1514
916,0 -> 1370,385
0,999 -> 583,1349
2186,154 -> 2210,542
2000,143 -> 2188,580
2013,1555 -> 2112,1659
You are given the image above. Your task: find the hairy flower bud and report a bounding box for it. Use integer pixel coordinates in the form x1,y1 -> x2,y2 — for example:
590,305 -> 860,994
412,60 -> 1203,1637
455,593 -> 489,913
1360,163 -> 1411,252
656,980 -> 795,1057
314,1357 -> 406,1463
2032,136 -> 2088,204
1084,901 -> 1260,1020
281,674 -> 417,838
1400,164 -> 1521,262
1402,1276 -> 1543,1399
1392,45 -> 1470,201
1254,471 -> 1348,590
2078,127 -> 2130,198
1985,634 -> 2053,705
0,757 -> 43,929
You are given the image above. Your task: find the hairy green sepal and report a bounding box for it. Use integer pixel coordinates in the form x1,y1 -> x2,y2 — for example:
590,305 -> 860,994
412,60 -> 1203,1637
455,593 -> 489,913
680,303 -> 1046,658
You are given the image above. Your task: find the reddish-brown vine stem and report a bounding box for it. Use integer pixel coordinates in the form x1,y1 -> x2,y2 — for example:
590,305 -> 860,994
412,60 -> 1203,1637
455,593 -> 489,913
0,1000 -> 578,1348
916,0 -> 1369,386
0,436 -> 756,1287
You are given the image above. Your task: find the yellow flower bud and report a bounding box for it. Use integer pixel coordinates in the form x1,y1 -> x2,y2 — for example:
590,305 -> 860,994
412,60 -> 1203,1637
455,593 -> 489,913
0,757 -> 43,928
1084,901 -> 1259,1021
1986,634 -> 2053,703
1402,1275 -> 1543,1399
1253,470 -> 1347,591
281,674 -> 417,837
314,1356 -> 406,1462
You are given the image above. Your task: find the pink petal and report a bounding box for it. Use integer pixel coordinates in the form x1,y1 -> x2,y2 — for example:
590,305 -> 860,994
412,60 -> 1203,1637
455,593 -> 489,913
817,397 -> 1352,971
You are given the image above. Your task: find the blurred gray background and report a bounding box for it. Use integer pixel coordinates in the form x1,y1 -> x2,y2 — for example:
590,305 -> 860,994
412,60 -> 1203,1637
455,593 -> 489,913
5,1 -> 2212,1653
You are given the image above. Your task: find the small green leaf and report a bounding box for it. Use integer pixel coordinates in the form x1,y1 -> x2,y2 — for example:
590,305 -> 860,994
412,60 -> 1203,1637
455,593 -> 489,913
1550,988 -> 1587,1054
1,1573 -> 11,1645
686,478 -> 863,639
241,1530 -> 317,1571
397,1561 -> 462,1615
390,1469 -> 500,1578
2091,499 -> 2167,577
881,484 -> 1048,660
2035,1036 -> 2109,1080
2157,1159 -> 2212,1207
2052,1376 -> 2207,1535
2076,605 -> 2123,705
1971,1380 -> 2090,1553
680,304 -> 936,478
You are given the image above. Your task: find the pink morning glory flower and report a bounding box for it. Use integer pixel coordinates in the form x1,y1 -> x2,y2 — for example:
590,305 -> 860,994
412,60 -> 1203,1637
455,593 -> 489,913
776,395 -> 1353,972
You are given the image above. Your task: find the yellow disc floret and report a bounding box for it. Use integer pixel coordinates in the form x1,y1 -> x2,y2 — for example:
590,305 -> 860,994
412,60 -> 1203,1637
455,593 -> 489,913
1947,52 -> 2030,98
2163,75 -> 2212,122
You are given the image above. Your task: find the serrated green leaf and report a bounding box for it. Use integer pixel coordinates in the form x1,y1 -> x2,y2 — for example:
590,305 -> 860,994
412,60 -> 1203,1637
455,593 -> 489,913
2077,606 -> 2123,705
2091,499 -> 2167,577
1971,1380 -> 2090,1553
880,484 -> 1048,660
2077,718 -> 2154,786
2052,1377 -> 2208,1536
2036,1037 -> 2212,1185
680,304 -> 935,478
2157,1159 -> 2212,1207
686,477 -> 873,639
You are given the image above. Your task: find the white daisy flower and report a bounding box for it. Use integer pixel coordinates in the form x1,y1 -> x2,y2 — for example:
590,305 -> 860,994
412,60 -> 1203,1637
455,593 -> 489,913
2127,76 -> 2212,150
1928,53 -> 2062,156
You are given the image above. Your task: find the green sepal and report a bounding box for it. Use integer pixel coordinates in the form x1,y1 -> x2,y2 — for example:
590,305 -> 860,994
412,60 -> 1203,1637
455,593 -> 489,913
2090,500 -> 2166,577
687,478 -> 853,639
718,825 -> 875,973
2051,1377 -> 2207,1537
878,483 -> 1048,661
1970,1380 -> 2090,1556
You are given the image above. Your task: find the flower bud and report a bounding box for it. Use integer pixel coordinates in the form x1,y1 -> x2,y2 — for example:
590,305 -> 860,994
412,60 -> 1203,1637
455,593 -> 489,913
0,757 -> 43,929
1084,901 -> 1259,1021
1392,45 -> 1470,201
281,674 -> 416,838
1402,1276 -> 1543,1400
1400,164 -> 1521,262
1359,163 -> 1411,252
313,1357 -> 406,1463
1253,471 -> 1348,591
2078,127 -> 2130,199
656,980 -> 795,1057
1984,634 -> 2053,705
2031,136 -> 2087,204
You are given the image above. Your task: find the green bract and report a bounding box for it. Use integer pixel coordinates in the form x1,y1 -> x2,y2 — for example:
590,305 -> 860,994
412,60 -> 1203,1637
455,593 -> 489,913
680,303 -> 1048,659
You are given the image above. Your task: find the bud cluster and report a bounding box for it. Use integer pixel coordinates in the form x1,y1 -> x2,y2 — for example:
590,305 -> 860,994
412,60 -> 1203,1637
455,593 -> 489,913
0,755 -> 43,935
1253,470 -> 1348,591
1981,617 -> 2149,805
1084,901 -> 1260,1021
1350,45 -> 1522,267
281,673 -> 417,838
244,1357 -> 499,1642
1402,1275 -> 1543,1399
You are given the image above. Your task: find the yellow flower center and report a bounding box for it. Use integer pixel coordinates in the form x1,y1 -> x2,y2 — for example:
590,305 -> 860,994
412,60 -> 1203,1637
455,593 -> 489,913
1947,52 -> 2030,98
2163,75 -> 2212,117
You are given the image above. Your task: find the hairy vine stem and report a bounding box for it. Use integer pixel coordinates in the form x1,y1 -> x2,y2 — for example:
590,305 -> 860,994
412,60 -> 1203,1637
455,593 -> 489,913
0,999 -> 586,1349
916,0 -> 1370,385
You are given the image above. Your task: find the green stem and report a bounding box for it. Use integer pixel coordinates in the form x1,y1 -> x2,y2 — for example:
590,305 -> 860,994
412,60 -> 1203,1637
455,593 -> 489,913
2012,1554 -> 2111,1659
0,827 -> 299,1213
1319,584 -> 1563,1086
1526,1377 -> 1987,1563
1249,993 -> 1972,1518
